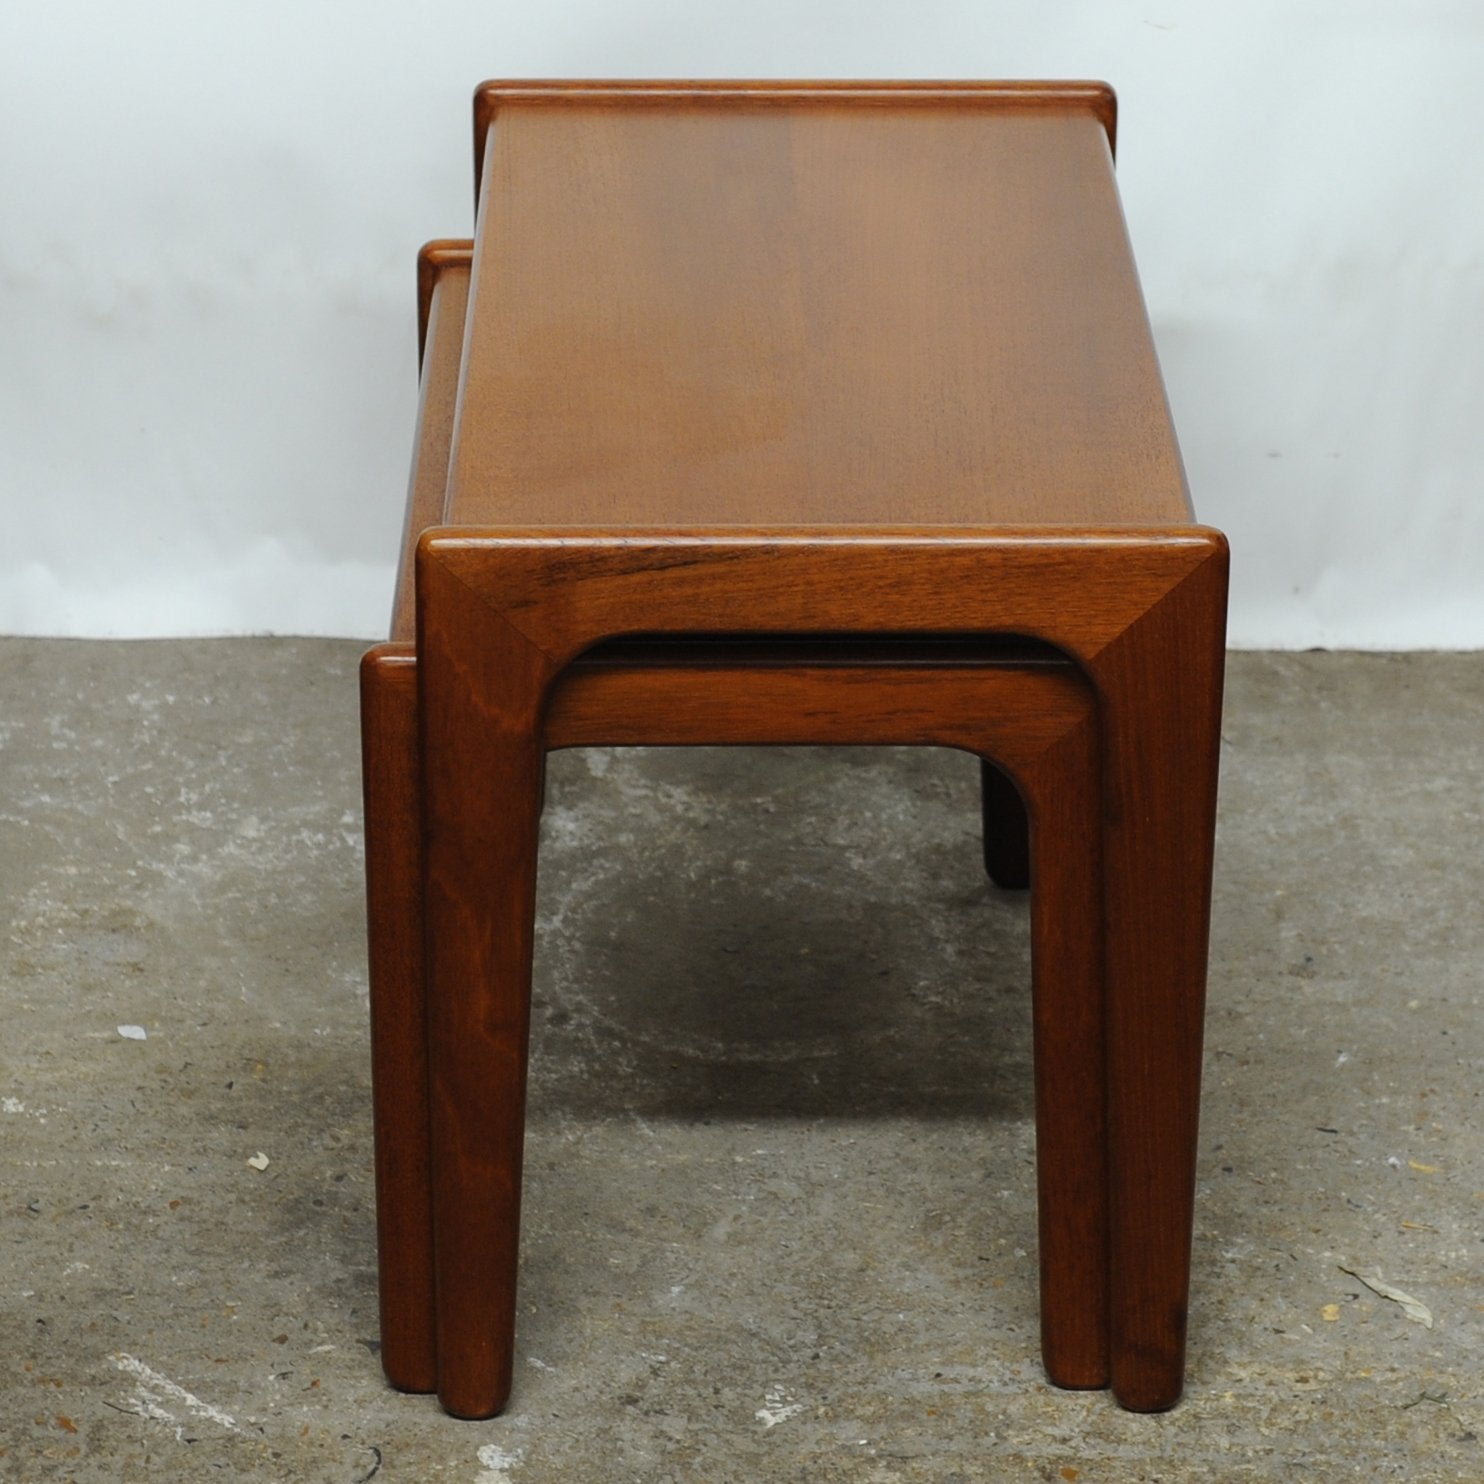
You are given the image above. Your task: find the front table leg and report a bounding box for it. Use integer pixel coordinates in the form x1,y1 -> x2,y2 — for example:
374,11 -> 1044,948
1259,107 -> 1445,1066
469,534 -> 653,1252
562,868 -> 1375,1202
1094,559 -> 1227,1412
419,560 -> 555,1419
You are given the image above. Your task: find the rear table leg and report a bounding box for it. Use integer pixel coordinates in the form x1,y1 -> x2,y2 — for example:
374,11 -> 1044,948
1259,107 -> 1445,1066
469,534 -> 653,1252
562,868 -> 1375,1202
988,712 -> 1108,1389
359,645 -> 436,1393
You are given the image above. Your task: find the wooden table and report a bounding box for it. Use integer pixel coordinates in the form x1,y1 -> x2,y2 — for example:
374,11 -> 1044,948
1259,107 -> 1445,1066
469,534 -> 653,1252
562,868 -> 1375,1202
362,79 -> 1228,1419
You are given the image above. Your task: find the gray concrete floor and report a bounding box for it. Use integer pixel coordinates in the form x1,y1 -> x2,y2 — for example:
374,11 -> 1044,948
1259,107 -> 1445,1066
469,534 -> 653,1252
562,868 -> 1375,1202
1,639 -> 1481,1482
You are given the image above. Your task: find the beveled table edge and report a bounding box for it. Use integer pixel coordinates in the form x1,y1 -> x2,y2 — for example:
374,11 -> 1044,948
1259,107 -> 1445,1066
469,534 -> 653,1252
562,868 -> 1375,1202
472,78 -> 1117,206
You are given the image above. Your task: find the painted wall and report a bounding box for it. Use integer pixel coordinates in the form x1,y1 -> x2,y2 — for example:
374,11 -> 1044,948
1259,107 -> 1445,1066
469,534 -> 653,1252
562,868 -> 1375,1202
3,2 -> 1480,646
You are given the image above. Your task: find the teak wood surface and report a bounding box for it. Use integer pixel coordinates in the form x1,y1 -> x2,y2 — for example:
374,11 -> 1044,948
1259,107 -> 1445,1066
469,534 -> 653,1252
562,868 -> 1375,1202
449,82 -> 1186,530
361,78 -> 1228,1421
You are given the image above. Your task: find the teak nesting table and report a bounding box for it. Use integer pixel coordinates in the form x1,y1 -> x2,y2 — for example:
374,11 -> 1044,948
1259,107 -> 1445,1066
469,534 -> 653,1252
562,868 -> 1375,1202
360,79 -> 1228,1419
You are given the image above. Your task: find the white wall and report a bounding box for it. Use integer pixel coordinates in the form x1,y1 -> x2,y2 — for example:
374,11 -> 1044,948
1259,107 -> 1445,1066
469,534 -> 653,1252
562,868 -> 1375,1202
3,1 -> 1481,646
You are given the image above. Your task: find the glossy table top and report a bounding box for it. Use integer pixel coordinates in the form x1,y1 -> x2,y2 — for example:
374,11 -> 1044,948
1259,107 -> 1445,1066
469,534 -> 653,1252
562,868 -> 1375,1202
443,81 -> 1190,531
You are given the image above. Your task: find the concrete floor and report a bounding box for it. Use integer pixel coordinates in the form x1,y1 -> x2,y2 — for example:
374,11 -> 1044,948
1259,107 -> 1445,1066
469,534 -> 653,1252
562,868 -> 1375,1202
1,639 -> 1480,1482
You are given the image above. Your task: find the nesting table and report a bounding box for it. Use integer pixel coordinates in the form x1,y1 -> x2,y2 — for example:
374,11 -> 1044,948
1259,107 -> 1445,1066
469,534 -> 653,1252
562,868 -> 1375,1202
361,79 -> 1228,1419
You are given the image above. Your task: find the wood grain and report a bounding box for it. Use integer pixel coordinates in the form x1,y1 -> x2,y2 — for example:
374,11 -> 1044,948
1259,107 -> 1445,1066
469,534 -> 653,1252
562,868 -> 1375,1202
412,582 -> 1115,1415
451,89 -> 1184,529
415,526 -> 1225,1414
472,80 -> 1119,199
359,644 -> 433,1391
391,244 -> 471,642
362,78 -> 1228,1419
364,635 -> 1111,1402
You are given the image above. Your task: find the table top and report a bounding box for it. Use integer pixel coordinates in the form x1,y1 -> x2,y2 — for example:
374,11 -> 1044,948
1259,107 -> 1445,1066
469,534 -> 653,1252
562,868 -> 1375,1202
445,81 -> 1191,531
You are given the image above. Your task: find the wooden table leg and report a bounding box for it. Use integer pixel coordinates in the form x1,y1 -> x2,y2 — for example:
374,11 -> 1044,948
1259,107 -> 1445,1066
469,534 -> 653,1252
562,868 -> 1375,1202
1004,713 -> 1107,1388
1092,558 -> 1227,1412
419,562 -> 554,1419
359,644 -> 436,1393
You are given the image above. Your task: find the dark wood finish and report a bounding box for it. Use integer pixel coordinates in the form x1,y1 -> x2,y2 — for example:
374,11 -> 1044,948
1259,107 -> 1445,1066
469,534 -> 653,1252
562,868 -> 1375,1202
415,239 -> 474,369
361,79 -> 1228,1421
452,84 -> 1177,530
417,527 -> 1226,1416
370,242 -> 468,1389
372,247 -> 1085,1391
391,244 -> 471,643
359,645 -> 433,1391
403,584 -> 1115,1416
472,79 -> 1118,202
363,636 -> 1110,1405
